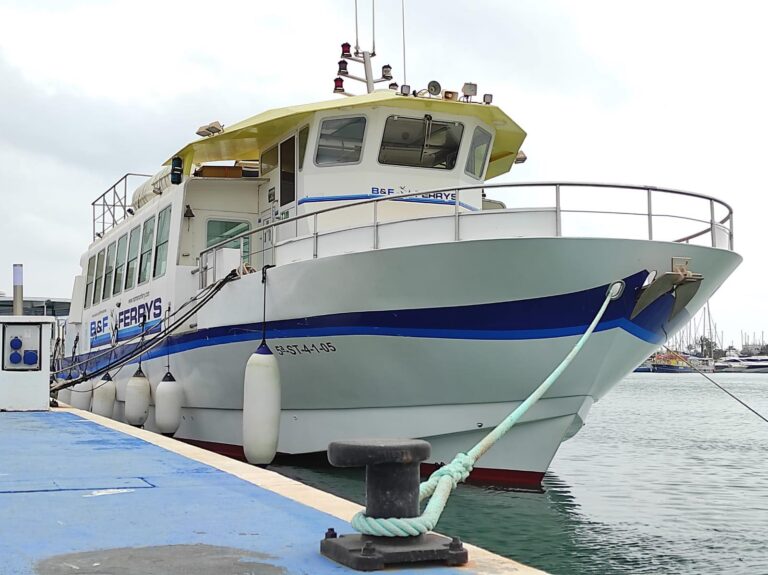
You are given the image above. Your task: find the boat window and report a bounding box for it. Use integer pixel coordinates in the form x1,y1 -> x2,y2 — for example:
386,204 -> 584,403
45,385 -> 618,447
92,249 -> 106,306
207,220 -> 250,259
112,233 -> 128,296
124,226 -> 142,290
84,255 -> 96,309
378,115 -> 464,170
315,116 -> 366,165
153,205 -> 172,279
262,145 -> 278,175
280,136 -> 296,206
298,126 -> 309,170
102,242 -> 117,301
465,126 -> 492,180
137,216 -> 156,285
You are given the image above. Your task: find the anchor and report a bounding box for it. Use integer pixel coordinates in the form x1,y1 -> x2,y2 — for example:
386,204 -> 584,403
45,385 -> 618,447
631,257 -> 703,320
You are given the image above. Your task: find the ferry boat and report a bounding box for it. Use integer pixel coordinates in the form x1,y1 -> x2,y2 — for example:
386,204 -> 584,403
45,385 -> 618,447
56,43 -> 742,488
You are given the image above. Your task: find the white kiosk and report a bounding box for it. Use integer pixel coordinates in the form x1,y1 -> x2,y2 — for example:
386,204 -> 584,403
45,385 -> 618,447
0,264 -> 55,411
0,316 -> 55,411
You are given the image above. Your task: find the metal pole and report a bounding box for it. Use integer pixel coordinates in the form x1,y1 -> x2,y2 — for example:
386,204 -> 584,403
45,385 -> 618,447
313,213 -> 319,258
12,264 -> 23,315
362,51 -> 375,93
555,184 -> 562,237
729,212 -> 734,251
373,201 -> 379,249
454,190 -> 460,241
647,188 -> 653,240
710,199 -> 716,247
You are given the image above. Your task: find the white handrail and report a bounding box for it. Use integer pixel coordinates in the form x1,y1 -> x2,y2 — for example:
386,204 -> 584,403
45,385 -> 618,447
198,182 -> 735,285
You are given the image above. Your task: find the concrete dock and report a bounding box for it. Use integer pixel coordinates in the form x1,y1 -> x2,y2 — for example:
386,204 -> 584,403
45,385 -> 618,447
1,408 -> 546,574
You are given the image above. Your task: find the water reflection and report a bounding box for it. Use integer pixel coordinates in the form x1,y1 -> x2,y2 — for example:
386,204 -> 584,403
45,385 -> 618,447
271,374 -> 768,574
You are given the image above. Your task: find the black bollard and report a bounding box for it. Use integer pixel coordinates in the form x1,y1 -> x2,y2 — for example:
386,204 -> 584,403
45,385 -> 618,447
320,438 -> 468,571
328,438 -> 430,519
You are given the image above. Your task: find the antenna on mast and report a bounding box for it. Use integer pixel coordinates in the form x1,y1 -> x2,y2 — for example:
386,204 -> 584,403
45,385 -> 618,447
334,0 -> 396,95
401,0 -> 407,86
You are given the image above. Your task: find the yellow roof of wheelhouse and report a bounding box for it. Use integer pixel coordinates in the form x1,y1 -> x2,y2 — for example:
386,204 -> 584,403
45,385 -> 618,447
165,90 -> 526,180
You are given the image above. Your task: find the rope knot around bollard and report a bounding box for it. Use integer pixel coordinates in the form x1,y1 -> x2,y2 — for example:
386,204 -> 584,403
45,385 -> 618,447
419,452 -> 473,498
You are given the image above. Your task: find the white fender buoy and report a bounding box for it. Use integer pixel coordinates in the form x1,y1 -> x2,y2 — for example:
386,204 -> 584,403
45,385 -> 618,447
57,377 -> 72,405
125,367 -> 151,426
155,371 -> 183,435
69,378 -> 93,411
242,342 -> 281,465
92,373 -> 116,418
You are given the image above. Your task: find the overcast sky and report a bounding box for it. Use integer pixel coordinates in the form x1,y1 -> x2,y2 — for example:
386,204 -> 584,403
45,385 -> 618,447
0,0 -> 765,348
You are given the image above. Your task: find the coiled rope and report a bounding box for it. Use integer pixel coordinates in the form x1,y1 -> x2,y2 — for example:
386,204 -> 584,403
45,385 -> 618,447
352,280 -> 625,537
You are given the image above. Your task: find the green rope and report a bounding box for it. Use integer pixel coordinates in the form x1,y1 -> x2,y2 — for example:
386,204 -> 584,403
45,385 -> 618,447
351,280 -> 625,537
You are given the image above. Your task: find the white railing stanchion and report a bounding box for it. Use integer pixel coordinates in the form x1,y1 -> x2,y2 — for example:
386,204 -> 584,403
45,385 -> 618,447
555,184 -> 562,237
373,200 -> 379,249
647,188 -> 654,240
454,190 -> 460,241
271,222 -> 276,266
710,199 -> 716,247
313,213 -> 319,258
729,213 -> 734,251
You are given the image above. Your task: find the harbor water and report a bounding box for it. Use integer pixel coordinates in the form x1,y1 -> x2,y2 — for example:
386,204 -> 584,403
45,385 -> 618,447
273,373 -> 768,574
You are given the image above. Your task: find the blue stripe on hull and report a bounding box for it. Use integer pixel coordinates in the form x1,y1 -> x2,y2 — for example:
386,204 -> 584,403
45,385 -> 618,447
63,271 -> 681,374
90,319 -> 162,349
297,193 -> 478,211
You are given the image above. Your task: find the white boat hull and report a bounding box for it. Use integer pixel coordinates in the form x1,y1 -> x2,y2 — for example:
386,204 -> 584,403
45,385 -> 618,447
81,236 -> 741,487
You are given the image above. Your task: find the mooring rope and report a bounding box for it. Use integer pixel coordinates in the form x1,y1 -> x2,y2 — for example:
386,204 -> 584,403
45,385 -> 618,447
351,280 -> 625,537
663,347 -> 768,424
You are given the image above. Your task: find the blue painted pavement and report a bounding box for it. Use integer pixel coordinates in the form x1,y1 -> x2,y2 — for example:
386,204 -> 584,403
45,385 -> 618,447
0,411 -> 471,574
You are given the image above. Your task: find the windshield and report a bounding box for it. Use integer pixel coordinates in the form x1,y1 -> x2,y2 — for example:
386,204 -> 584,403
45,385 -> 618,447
378,115 -> 463,170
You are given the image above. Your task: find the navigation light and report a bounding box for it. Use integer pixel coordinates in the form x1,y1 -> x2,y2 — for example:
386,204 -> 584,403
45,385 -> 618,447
334,77 -> 345,93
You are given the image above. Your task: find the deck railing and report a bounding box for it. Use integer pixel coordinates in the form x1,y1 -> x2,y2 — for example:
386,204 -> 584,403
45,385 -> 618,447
92,173 -> 151,240
198,182 -> 735,287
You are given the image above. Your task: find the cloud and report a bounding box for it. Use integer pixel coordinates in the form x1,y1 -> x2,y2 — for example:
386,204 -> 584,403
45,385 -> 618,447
0,0 -> 766,345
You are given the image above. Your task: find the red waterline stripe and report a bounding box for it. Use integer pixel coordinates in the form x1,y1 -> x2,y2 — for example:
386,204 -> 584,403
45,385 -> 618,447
180,438 -> 545,490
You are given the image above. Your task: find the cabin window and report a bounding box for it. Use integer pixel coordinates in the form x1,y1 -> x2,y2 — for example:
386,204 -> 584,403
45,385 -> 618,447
84,255 -> 96,309
298,125 -> 309,170
315,116 -> 366,165
112,233 -> 128,296
262,145 -> 278,175
378,115 -> 464,170
280,136 -> 296,206
102,242 -> 117,301
465,126 -> 492,180
124,226 -> 141,290
138,216 -> 156,285
153,206 -> 172,279
207,220 -> 250,259
92,249 -> 106,306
